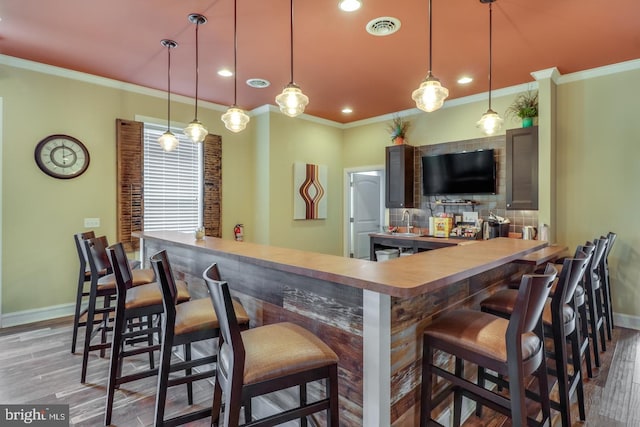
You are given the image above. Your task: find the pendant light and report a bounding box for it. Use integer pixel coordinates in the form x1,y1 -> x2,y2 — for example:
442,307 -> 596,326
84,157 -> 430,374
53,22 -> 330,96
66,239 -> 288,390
412,0 -> 449,112
275,0 -> 309,117
476,0 -> 503,135
158,39 -> 179,152
184,14 -> 209,143
221,0 -> 250,132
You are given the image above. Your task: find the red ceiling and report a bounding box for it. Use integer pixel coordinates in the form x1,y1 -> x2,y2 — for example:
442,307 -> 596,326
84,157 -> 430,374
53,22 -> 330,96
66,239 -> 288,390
1,0 -> 638,123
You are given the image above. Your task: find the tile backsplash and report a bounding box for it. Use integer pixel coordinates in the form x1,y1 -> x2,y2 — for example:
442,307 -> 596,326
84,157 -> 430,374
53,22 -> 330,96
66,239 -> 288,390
389,135 -> 539,236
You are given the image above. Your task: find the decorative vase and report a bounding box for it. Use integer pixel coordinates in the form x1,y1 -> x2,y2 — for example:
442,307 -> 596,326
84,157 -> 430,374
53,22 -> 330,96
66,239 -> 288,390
522,117 -> 534,128
393,136 -> 405,145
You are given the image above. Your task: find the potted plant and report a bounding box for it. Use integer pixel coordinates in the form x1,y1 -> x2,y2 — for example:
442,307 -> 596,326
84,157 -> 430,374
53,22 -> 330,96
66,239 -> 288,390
505,90 -> 538,127
387,115 -> 410,144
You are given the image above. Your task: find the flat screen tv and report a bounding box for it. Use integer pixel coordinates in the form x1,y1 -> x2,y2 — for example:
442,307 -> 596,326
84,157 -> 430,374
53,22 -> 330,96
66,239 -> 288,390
421,149 -> 496,196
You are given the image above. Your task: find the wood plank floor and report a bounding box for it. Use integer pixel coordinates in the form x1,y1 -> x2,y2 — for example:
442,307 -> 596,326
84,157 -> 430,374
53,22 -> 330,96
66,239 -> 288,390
0,317 -> 639,426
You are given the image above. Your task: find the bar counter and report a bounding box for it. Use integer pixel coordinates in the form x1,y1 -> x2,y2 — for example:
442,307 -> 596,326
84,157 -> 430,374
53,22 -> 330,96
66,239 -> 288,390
134,230 -> 546,426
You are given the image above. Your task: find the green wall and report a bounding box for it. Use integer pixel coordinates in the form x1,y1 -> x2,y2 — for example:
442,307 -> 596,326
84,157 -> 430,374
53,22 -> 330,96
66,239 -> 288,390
2,57 -> 639,325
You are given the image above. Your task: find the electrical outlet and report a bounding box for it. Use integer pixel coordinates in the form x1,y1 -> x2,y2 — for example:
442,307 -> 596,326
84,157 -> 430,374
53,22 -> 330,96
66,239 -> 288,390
84,218 -> 100,228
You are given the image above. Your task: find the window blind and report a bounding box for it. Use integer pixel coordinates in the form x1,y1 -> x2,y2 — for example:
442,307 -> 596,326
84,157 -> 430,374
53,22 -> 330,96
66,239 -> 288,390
143,123 -> 202,232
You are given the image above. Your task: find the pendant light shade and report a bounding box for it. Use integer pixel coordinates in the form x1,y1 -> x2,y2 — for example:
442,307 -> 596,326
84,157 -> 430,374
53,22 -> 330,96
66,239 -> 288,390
275,0 -> 308,117
222,0 -> 250,133
476,0 -> 503,135
412,0 -> 448,112
222,107 -> 251,132
159,39 -> 179,152
184,13 -> 208,143
276,83 -> 309,117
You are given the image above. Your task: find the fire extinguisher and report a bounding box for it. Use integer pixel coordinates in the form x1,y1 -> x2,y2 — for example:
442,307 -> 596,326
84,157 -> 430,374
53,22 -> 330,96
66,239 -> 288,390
233,224 -> 244,241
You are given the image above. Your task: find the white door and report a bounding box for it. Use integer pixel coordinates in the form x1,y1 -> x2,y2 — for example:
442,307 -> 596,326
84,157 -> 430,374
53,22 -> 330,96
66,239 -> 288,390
352,173 -> 382,259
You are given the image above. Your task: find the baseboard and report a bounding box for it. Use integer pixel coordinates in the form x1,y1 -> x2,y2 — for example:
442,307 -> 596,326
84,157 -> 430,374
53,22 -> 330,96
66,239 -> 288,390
1,303 -> 75,328
613,312 -> 640,331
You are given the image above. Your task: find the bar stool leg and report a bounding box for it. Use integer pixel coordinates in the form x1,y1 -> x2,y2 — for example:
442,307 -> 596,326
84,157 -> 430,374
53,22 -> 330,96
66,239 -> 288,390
453,357 -> 464,427
578,301 -> 594,377
570,330 -> 587,421
104,304 -> 126,426
419,338 -> 434,427
300,383 -> 308,427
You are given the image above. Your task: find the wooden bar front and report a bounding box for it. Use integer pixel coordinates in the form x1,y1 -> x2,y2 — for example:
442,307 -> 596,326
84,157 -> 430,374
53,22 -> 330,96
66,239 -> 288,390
135,231 -> 545,426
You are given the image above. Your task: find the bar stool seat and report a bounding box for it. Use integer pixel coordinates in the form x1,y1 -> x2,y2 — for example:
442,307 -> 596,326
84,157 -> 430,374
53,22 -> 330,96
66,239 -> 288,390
125,279 -> 189,309
174,297 -> 247,335
481,293 -> 575,333
97,268 -> 156,290
233,322 -> 338,385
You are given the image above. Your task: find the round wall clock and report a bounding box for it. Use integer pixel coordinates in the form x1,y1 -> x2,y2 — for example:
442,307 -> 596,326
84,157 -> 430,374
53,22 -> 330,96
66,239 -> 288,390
34,134 -> 90,179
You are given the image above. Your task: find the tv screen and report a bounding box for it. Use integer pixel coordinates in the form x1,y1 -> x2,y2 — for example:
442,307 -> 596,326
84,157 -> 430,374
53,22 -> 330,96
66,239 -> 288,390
422,149 -> 496,196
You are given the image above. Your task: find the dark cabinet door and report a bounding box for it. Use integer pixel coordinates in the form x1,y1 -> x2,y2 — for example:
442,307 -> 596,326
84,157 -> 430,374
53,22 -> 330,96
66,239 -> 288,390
385,145 -> 414,208
506,126 -> 538,210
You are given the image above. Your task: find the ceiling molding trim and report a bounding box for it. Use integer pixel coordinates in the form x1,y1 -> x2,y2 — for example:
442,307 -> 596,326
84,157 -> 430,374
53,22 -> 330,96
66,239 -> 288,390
531,67 -> 561,83
557,58 -> 640,85
0,54 -> 228,113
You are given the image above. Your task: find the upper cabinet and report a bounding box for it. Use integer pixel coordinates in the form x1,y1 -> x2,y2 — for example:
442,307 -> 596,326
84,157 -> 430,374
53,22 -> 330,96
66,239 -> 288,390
385,145 -> 414,208
506,126 -> 538,210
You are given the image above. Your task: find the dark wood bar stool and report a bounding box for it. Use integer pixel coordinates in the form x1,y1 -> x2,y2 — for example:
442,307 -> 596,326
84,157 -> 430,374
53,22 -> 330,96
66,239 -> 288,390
72,231 -> 141,354
150,253 -> 250,427
599,232 -> 617,340
420,265 -> 557,427
204,264 -> 340,427
480,254 -> 590,427
583,237 -> 608,367
80,236 -> 157,383
103,243 -> 191,426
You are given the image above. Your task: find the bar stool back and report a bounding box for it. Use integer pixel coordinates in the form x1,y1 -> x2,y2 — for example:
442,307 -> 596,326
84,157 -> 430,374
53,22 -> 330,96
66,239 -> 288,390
599,232 -> 617,340
72,231 -> 99,354
204,265 -> 340,427
583,237 -> 608,367
420,264 -> 557,427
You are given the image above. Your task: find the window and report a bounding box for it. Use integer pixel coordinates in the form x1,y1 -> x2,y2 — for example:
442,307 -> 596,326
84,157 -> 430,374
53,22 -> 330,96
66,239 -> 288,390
142,123 -> 202,232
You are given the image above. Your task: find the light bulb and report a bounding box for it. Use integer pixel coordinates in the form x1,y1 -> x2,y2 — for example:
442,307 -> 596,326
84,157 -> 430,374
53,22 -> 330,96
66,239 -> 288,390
158,131 -> 179,151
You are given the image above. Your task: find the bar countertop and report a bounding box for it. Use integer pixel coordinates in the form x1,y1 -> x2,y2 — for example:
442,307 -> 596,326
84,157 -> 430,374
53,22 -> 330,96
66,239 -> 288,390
134,230 -> 547,298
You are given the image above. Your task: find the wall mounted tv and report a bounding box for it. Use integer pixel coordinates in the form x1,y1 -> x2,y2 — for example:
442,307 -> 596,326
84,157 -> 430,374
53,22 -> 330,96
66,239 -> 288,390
421,149 -> 496,196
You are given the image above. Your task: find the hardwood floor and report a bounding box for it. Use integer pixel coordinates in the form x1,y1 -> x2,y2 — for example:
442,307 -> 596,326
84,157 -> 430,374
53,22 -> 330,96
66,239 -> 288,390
0,316 -> 639,426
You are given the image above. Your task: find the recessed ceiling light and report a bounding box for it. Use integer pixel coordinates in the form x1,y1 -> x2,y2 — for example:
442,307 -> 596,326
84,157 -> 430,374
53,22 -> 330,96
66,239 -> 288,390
457,76 -> 473,84
246,78 -> 271,88
342,107 -> 353,114
218,69 -> 233,77
339,0 -> 362,12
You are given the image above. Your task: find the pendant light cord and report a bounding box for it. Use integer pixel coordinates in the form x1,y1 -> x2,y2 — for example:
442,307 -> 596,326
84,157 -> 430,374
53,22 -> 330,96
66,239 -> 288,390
488,1 -> 493,110
289,0 -> 294,83
234,0 -> 238,105
194,21 -> 200,119
428,0 -> 433,73
167,44 -> 172,131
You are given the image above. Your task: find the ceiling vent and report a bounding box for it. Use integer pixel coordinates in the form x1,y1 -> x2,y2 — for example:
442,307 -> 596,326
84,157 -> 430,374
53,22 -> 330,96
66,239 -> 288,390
246,78 -> 270,88
366,17 -> 401,36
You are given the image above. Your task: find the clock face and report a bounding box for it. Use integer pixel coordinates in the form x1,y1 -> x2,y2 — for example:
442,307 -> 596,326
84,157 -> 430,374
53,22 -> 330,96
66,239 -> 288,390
34,134 -> 90,179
